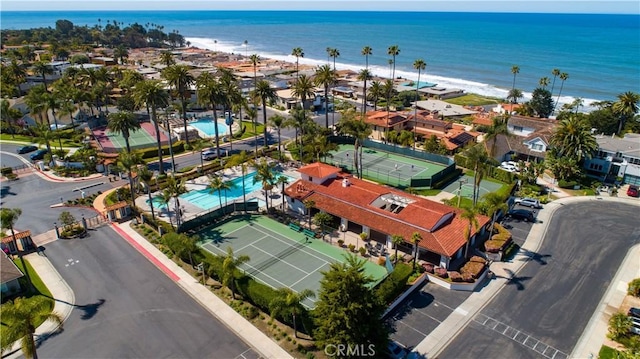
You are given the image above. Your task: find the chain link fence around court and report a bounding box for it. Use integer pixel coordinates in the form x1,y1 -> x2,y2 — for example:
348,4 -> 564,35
328,136 -> 457,188
177,200 -> 259,233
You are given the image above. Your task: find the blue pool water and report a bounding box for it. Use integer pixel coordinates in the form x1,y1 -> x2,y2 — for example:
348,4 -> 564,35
189,118 -> 229,137
180,172 -> 295,210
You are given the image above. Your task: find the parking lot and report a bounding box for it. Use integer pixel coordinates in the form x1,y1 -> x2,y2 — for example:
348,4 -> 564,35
388,204 -> 537,350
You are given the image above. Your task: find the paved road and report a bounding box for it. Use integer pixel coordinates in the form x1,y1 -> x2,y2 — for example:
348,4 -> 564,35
439,201 -> 640,359
36,225 -> 253,359
1,145 -> 114,236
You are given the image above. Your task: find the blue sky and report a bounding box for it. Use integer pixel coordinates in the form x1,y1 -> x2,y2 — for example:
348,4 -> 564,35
1,0 -> 638,14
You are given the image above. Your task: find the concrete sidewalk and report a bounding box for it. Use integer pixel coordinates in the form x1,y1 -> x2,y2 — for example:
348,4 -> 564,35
414,196 -> 640,359
3,252 -> 75,359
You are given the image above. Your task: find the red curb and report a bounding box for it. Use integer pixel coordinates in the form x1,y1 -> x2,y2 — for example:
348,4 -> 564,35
111,223 -> 181,282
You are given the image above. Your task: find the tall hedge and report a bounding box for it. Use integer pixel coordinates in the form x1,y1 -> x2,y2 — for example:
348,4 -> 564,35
374,263 -> 413,304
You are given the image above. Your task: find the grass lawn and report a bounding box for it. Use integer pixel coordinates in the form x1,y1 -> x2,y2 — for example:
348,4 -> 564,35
598,345 -> 622,359
0,134 -> 82,148
445,93 -> 503,106
0,257 -> 55,343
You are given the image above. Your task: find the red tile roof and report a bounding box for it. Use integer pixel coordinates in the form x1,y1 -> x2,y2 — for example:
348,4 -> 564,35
285,170 -> 490,257
364,110 -> 409,128
298,162 -> 342,179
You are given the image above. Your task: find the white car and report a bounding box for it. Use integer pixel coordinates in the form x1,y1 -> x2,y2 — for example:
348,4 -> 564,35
514,197 -> 542,209
202,148 -> 227,161
499,163 -> 518,173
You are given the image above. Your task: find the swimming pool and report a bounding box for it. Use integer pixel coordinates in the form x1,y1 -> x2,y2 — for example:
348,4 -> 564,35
189,117 -> 229,138
180,171 -> 296,210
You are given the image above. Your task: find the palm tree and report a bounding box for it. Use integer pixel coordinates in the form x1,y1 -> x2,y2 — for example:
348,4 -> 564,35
0,296 -> 63,359
208,174 -> 232,212
357,69 -> 372,116
221,247 -> 250,299
190,138 -> 209,172
132,79 -> 170,175
291,74 -> 315,112
286,106 -> 310,163
1,100 -> 23,138
249,53 -> 260,91
34,123 -> 53,157
159,51 -> 175,67
137,166 -> 157,221
162,64 -> 195,146
226,151 -> 253,213
158,189 -> 174,227
550,68 -> 561,94
412,59 -> 427,148
32,61 -> 53,92
361,46 -> 373,70
510,65 -> 520,104
337,109 -> 372,178
243,40 -> 249,58
254,79 -> 277,146
269,288 -> 315,338
387,45 -> 400,80
107,111 -> 140,153
305,133 -> 339,162
165,175 -> 187,227
368,80 -> 383,111
484,115 -> 511,157
269,114 -> 286,158
196,72 -> 224,161
553,72 -> 569,113
410,232 -> 422,268
303,199 -> 315,228
482,192 -> 507,236
465,145 -> 489,206
550,115 -> 598,163
391,234 -> 404,264
291,47 -> 304,79
314,65 -> 336,128
117,151 -> 144,204
612,91 -> 640,135
461,206 -> 480,259
218,68 -> 242,151
538,77 -> 550,89
327,48 -> 340,70
24,85 -> 48,125
253,159 -> 276,211
276,175 -> 290,212
42,92 -> 63,150
1,208 -> 22,256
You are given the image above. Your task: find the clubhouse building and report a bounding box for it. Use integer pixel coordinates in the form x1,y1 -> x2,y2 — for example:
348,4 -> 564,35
284,163 -> 491,270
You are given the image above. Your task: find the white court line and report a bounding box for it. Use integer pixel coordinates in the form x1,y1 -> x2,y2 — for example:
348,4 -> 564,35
234,235 -> 269,253
247,243 -> 308,275
241,261 -> 291,288
248,224 -> 333,266
289,262 -> 327,288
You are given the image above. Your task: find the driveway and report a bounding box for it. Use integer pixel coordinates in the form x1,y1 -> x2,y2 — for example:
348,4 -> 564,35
439,201 -> 640,359
36,225 -> 253,358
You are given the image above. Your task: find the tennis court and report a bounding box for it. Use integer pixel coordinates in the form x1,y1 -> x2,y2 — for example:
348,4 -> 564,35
92,122 -> 168,153
441,174 -> 505,199
197,215 -> 387,308
329,144 -> 449,187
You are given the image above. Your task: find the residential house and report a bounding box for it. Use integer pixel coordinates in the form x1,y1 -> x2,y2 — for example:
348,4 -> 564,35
285,163 -> 491,270
584,133 -> 640,185
363,110 -> 409,141
0,230 -> 35,255
0,252 -> 24,298
481,115 -> 557,162
415,99 -> 478,120
407,111 -> 479,152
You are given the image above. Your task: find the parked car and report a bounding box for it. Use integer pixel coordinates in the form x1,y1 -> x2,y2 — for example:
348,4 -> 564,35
202,148 -> 227,161
29,149 -> 49,161
514,197 -> 542,209
387,341 -> 407,359
499,162 -> 518,173
629,307 -> 640,319
507,209 -> 535,222
17,145 -> 38,154
627,185 -> 639,197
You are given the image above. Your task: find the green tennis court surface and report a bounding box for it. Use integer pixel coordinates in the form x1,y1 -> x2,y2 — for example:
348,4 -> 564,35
441,174 -> 504,199
106,125 -> 157,149
329,144 -> 448,187
197,215 -> 387,308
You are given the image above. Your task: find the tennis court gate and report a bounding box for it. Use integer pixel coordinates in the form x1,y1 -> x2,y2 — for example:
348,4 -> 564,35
178,200 -> 259,233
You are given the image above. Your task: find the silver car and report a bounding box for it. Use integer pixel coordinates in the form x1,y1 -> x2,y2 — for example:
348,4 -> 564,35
514,197 -> 541,209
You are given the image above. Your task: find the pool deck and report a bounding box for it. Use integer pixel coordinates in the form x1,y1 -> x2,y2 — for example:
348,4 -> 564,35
134,164 -> 301,225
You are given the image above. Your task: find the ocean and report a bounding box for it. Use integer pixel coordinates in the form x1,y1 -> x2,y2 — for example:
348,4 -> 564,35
1,10 -> 639,109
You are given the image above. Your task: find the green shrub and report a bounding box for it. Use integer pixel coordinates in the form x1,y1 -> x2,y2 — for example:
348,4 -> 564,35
628,278 -> 640,297
375,262 -> 413,304
139,141 -> 185,159
558,179 -> 578,189
1,167 -> 13,176
237,277 -> 280,311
